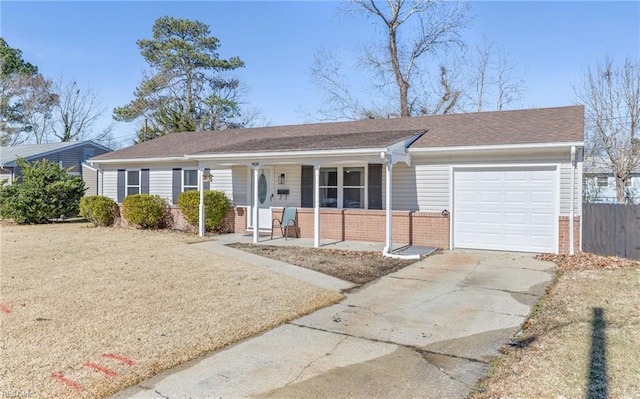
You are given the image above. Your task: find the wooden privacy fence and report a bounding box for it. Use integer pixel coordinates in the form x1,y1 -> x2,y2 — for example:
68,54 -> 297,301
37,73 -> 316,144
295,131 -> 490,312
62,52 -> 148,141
582,203 -> 640,260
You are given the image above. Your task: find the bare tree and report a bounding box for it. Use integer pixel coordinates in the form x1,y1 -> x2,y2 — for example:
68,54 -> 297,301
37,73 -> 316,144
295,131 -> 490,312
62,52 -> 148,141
466,34 -> 526,112
51,79 -> 111,142
14,74 -> 57,144
308,48 -> 375,121
575,58 -> 640,203
308,0 -> 470,121
350,0 -> 470,117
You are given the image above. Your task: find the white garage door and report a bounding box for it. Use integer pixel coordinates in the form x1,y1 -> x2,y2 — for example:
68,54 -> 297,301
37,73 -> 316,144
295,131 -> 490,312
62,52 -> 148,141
453,167 -> 557,253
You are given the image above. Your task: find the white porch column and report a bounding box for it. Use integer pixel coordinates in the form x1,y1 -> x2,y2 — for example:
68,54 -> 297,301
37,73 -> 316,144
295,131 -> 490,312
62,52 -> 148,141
383,158 -> 393,255
252,162 -> 260,243
314,164 -> 321,248
198,168 -> 205,237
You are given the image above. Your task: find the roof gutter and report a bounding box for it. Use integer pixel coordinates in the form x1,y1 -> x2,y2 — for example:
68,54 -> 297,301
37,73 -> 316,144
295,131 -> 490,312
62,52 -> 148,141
88,156 -> 190,165
409,141 -> 584,154
185,147 -> 389,161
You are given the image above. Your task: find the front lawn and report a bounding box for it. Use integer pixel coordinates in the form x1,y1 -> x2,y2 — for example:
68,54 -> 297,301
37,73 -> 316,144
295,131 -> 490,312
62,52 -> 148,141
0,223 -> 342,398
470,253 -> 640,398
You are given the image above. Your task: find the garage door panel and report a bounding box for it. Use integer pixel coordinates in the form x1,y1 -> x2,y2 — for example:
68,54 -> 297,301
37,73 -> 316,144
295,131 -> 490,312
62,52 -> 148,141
478,171 -> 502,182
504,191 -> 527,203
479,211 -> 502,223
504,212 -> 527,225
454,168 -> 557,253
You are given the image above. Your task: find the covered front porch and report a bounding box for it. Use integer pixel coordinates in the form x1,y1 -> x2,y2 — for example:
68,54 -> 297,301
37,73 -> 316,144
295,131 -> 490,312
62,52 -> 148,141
189,131 -> 427,258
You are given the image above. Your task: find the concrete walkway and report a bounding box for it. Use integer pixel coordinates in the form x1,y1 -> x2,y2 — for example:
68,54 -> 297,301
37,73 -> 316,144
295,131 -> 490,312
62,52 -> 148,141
110,246 -> 556,399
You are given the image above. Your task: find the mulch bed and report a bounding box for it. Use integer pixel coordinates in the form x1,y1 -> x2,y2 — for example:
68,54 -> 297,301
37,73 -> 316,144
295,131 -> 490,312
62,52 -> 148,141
228,243 -> 420,284
536,252 -> 640,271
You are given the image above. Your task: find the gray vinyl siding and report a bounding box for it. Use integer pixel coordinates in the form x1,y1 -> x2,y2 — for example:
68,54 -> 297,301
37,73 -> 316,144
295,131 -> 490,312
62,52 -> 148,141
392,163 -> 449,212
82,164 -> 99,196
210,168 -> 234,202
560,159 -> 583,215
26,143 -> 109,174
407,149 -> 581,217
273,164 -> 301,208
232,166 -> 248,205
102,169 -> 118,201
149,168 -> 174,203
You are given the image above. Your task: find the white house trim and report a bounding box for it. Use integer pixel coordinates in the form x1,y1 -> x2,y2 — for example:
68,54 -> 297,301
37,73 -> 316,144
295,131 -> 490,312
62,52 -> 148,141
90,157 -> 189,165
410,141 -> 584,155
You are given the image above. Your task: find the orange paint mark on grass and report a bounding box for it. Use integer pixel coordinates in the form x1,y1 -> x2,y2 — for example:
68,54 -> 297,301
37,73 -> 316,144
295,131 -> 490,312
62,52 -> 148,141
51,373 -> 83,391
101,353 -> 135,366
82,362 -> 118,377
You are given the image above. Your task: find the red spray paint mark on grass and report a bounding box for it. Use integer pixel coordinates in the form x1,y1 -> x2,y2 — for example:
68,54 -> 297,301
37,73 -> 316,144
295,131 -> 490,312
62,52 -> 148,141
0,304 -> 12,314
101,353 -> 135,366
82,362 -> 118,377
51,373 -> 84,391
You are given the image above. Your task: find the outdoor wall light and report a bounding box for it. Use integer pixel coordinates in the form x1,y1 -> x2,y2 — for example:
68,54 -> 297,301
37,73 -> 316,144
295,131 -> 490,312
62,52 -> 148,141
279,173 -> 286,184
202,172 -> 213,183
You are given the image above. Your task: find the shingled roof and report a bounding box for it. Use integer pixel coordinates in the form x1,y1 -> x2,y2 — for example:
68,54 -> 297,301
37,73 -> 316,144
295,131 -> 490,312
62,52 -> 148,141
92,105 -> 584,161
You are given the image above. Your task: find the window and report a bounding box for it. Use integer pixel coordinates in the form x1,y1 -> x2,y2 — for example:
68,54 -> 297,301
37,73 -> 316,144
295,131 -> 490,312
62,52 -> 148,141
320,168 -> 338,207
319,166 -> 365,209
343,167 -> 364,208
82,148 -> 94,161
126,170 -> 140,196
597,176 -> 608,187
183,169 -> 198,192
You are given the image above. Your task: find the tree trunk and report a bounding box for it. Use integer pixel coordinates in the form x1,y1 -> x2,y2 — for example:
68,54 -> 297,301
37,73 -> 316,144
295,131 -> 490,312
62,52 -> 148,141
615,176 -> 628,204
387,23 -> 410,117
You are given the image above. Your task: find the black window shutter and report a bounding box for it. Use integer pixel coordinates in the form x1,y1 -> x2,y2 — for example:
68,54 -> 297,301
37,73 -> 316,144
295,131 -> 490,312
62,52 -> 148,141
301,165 -> 313,208
172,168 -> 182,204
368,164 -> 383,210
203,168 -> 210,191
141,169 -> 150,194
117,169 -> 125,203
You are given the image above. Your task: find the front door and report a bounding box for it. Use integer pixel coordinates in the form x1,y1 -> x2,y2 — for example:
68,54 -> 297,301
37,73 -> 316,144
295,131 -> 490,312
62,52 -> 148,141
250,168 -> 272,230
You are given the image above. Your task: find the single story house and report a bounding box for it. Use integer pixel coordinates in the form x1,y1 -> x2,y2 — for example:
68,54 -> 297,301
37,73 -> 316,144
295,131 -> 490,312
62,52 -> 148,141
0,141 -> 112,195
89,105 -> 584,255
583,155 -> 639,204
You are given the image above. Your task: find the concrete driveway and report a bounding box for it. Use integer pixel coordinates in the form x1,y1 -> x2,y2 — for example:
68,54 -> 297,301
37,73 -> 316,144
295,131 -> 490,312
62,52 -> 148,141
110,250 -> 555,399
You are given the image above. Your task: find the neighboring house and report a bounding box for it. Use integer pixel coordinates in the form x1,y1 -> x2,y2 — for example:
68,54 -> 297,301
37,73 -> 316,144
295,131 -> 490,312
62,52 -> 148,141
583,156 -> 640,204
0,141 -> 112,195
89,105 -> 584,255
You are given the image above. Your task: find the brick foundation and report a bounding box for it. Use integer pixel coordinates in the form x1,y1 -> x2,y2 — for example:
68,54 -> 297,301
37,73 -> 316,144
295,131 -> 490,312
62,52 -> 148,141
558,216 -> 581,255
262,207 -> 450,249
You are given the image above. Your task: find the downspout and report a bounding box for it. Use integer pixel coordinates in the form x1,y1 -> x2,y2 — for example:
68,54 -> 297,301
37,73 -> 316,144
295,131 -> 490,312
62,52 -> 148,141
382,153 -> 393,255
314,164 -> 320,248
198,168 -> 205,237
252,163 -> 259,243
569,146 -> 576,255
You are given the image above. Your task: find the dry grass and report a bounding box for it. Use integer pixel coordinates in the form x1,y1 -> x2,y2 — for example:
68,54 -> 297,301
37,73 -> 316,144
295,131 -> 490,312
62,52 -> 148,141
471,253 -> 640,399
0,223 -> 342,399
227,243 -> 419,284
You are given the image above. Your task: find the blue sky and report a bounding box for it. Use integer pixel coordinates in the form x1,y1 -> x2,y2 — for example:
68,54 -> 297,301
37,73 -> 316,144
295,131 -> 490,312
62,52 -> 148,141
1,1 -> 638,148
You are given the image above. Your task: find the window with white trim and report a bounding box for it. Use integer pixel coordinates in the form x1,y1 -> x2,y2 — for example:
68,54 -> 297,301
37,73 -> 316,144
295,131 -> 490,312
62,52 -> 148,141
126,170 -> 140,196
319,166 -> 366,209
343,167 -> 364,208
596,176 -> 608,187
183,169 -> 198,192
320,167 -> 338,208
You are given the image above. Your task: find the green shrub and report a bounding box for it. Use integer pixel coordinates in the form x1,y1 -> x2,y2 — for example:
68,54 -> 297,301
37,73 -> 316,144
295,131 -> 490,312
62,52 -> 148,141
122,194 -> 167,229
178,190 -> 230,232
0,158 -> 86,224
79,196 -> 118,226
